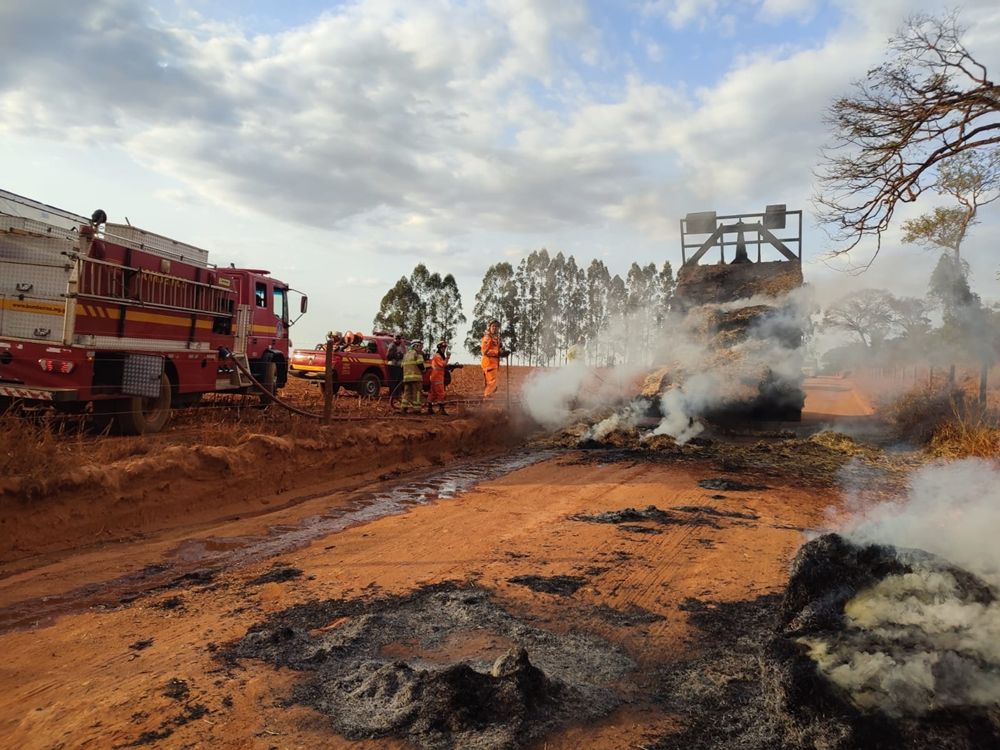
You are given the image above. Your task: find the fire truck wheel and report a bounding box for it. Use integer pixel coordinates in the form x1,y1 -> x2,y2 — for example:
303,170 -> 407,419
116,373 -> 173,435
359,371 -> 382,399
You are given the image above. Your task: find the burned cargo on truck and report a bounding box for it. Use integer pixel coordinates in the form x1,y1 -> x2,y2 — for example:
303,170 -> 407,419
649,206 -> 807,422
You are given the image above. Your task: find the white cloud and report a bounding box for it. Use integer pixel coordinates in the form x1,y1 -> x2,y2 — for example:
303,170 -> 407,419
2,0 -> 999,350
758,0 -> 817,23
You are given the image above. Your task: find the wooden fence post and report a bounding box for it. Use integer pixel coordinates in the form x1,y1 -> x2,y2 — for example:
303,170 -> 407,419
324,338 -> 334,424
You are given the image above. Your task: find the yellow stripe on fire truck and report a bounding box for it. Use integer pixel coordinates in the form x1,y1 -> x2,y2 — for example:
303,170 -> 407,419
74,305 -> 213,330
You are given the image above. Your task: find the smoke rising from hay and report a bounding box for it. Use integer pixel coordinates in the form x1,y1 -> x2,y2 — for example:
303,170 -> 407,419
523,287 -> 814,444
807,459 -> 1000,716
845,459 -> 1000,586
522,286 -> 814,443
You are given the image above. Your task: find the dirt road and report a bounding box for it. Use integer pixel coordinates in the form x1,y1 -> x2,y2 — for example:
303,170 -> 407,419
0,378 -> 878,749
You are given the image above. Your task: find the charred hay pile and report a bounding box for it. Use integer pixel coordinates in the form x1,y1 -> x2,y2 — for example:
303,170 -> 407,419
622,260 -> 807,441
655,534 -> 1000,749
550,425 -> 909,490
223,583 -> 632,750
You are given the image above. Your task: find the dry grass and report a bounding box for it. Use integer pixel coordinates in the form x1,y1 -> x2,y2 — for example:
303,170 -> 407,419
880,386 -> 963,446
929,407 -> 1000,458
879,385 -> 1000,457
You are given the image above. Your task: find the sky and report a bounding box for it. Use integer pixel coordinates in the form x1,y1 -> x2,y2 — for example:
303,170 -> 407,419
1,0 -> 999,353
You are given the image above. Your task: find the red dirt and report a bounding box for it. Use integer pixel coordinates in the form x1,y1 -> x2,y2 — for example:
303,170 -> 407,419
0,372 -> 877,749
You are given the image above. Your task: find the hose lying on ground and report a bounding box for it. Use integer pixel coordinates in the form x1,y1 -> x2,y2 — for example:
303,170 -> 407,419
220,349 -> 498,421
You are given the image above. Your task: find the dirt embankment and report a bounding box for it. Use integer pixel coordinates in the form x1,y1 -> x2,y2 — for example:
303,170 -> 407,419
1,410 -> 524,569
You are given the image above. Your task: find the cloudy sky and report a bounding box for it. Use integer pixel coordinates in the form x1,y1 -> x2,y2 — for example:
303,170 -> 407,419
2,0 -> 999,350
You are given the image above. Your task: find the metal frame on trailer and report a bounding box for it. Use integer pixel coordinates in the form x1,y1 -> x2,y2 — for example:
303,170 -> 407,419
679,205 -> 803,267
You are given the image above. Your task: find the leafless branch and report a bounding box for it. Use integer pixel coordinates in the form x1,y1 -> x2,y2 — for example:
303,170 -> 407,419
815,11 -> 1000,260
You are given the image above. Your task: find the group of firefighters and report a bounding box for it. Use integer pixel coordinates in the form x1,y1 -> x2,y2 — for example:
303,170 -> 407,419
378,319 -> 509,415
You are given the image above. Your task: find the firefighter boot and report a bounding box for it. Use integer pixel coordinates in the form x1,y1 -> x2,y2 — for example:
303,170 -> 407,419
424,403 -> 434,415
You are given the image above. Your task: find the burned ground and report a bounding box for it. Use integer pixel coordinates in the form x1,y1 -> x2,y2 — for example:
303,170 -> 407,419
247,563 -> 304,586
222,582 -> 633,749
571,505 -> 723,530
560,428 -> 914,491
506,575 -> 587,596
697,478 -> 768,492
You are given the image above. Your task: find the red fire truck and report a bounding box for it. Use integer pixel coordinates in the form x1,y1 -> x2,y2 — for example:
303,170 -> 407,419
0,190 -> 307,434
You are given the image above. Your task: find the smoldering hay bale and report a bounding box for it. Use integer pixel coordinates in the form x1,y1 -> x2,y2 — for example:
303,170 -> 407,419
674,261 -> 803,309
764,533 -> 1000,748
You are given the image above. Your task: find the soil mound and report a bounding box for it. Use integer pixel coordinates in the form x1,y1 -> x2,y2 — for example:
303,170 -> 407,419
224,583 -> 632,749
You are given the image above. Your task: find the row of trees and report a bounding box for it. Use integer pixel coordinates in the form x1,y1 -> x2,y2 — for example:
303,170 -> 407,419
372,264 -> 466,351
373,253 -> 676,366
464,250 -> 675,366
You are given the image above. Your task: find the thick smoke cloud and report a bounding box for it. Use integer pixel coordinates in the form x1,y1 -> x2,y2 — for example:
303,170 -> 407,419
522,286 -> 813,443
845,459 -> 1000,585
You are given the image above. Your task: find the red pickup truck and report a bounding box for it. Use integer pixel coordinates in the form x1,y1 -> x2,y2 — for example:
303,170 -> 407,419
289,334 -> 391,397
289,334 -> 463,400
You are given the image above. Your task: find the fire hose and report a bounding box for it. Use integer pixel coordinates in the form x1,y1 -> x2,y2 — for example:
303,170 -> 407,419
221,348 -> 331,419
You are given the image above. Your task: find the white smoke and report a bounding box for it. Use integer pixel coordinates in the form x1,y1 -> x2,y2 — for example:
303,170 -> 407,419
647,286 -> 813,442
521,360 -> 640,430
845,459 -> 1000,586
521,286 -> 814,441
806,459 -> 1000,716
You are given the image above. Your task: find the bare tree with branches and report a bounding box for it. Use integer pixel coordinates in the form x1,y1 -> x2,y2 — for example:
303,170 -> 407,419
816,12 -> 1000,260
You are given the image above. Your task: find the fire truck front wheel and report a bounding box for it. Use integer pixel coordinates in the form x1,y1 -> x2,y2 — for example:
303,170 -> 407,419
114,373 -> 173,435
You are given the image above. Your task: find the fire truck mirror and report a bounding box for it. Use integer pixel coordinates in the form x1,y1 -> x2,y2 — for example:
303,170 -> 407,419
300,295 -> 309,314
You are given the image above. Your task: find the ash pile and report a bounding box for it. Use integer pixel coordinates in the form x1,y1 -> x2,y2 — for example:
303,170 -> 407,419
767,533 -> 1000,748
223,584 -> 632,750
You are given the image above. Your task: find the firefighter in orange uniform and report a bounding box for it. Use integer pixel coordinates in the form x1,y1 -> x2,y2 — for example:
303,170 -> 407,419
480,319 -> 507,400
427,341 -> 450,414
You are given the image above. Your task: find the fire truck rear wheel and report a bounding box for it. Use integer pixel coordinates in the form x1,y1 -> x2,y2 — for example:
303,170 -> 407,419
116,373 -> 173,435
359,372 -> 382,399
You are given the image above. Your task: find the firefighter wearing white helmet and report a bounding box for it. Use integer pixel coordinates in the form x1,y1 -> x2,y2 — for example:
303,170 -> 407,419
400,340 -> 425,413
